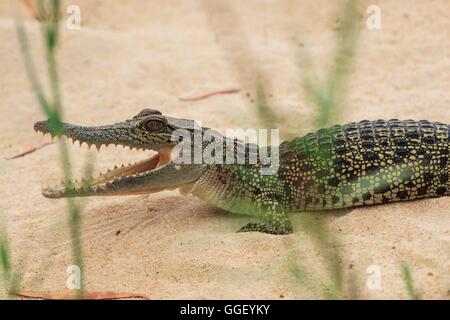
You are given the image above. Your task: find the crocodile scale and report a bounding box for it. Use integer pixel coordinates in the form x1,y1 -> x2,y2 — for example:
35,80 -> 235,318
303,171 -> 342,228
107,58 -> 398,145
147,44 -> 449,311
192,119 -> 449,234
279,119 -> 449,210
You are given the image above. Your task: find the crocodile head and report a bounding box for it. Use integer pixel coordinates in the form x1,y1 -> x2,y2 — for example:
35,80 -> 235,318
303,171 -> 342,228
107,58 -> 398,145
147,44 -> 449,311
34,108 -> 206,198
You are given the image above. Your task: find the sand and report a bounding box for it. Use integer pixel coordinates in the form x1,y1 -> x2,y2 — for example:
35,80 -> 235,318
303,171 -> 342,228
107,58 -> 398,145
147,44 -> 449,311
0,0 -> 449,299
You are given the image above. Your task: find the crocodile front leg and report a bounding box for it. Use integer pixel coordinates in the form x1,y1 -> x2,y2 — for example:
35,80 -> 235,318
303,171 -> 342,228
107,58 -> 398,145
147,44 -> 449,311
237,196 -> 292,235
191,163 -> 292,234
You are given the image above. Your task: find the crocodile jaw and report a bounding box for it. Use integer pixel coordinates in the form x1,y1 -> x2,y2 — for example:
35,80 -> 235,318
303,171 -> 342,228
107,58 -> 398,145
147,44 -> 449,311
34,121 -> 176,198
41,149 -> 176,198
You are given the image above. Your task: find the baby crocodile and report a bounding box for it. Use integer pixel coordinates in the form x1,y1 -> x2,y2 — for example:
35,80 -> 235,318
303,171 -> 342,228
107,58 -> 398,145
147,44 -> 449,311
34,109 -> 450,235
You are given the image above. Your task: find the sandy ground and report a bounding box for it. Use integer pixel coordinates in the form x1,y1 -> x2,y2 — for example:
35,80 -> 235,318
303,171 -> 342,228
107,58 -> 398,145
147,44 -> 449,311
0,0 -> 449,299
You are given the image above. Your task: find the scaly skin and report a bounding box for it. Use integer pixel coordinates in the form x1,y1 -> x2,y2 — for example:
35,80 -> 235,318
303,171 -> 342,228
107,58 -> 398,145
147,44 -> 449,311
34,110 -> 449,235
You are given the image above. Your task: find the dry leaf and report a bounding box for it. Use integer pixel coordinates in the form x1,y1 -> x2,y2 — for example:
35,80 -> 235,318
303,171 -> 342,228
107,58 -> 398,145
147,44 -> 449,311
16,290 -> 150,300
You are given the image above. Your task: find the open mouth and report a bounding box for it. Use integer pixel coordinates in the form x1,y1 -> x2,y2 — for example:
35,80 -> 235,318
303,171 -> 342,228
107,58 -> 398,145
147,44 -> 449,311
34,121 -> 174,198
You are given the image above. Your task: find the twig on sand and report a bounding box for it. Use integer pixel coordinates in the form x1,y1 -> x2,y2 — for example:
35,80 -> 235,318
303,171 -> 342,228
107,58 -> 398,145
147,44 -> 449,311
16,290 -> 150,300
5,142 -> 53,160
179,88 -> 240,101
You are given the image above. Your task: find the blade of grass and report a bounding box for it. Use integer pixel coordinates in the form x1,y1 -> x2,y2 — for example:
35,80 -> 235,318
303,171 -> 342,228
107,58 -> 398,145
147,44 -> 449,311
296,214 -> 343,299
299,0 -> 360,128
200,1 -> 281,129
16,0 -> 87,298
286,0 -> 361,299
0,227 -> 12,291
255,78 -> 282,128
0,223 -> 21,297
401,262 -> 419,300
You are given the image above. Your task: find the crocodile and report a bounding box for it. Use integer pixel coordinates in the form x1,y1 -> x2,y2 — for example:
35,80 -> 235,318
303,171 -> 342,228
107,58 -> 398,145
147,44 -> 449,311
34,109 -> 450,235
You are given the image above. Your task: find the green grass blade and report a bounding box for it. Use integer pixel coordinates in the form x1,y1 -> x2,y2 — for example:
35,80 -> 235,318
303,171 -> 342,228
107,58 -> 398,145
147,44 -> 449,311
16,0 -> 85,298
401,263 -> 419,300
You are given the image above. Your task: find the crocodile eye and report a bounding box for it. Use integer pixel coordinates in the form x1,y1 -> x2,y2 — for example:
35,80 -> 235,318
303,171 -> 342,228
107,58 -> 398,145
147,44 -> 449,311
135,108 -> 162,118
142,116 -> 167,132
